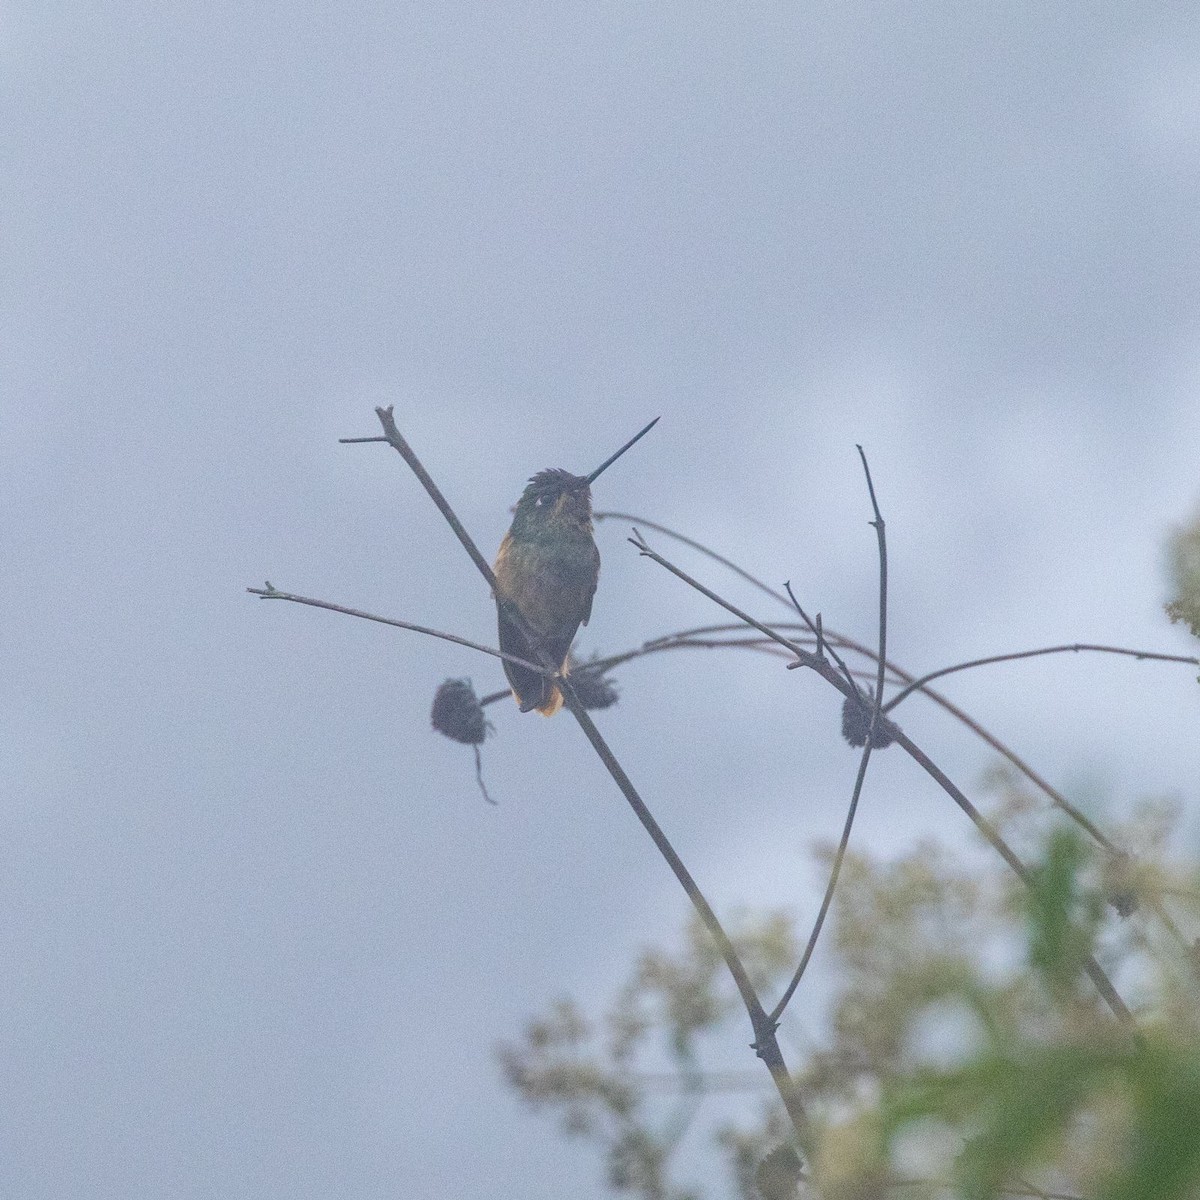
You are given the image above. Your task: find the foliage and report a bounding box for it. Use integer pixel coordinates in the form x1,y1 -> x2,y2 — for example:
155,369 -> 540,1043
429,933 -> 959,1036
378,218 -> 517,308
501,791 -> 1200,1200
498,911 -> 800,1200
1164,510 -> 1200,643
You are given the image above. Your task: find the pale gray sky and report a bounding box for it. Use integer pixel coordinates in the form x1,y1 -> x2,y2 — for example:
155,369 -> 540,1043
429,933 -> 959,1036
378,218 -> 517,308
3,4 -> 1199,1197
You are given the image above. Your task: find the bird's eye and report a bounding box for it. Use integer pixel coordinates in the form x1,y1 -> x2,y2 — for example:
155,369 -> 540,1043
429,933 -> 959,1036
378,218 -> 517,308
535,495 -> 546,507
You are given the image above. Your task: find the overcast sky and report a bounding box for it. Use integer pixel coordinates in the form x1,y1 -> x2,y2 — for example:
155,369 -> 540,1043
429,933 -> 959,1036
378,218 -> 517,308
3,4 -> 1199,1197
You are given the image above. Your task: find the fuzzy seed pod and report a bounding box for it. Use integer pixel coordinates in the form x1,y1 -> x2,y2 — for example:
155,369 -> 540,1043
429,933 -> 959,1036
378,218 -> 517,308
431,678 -> 489,745
568,655 -> 620,710
840,694 -> 897,749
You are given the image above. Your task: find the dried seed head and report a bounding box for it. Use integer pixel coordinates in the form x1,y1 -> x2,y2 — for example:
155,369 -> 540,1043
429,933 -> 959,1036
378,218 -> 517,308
840,694 -> 897,749
568,655 -> 620,710
431,678 -> 490,745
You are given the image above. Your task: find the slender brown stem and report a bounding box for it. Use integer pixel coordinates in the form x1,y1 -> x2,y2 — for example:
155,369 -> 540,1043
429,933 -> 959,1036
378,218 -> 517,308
559,681 -> 809,1138
898,686 -> 1116,853
371,406 -> 501,588
768,735 -> 871,1024
344,409 -> 811,1144
885,643 -> 1200,713
769,451 -> 890,1023
596,511 -> 793,608
784,582 -> 863,699
632,541 -> 1137,1030
475,632 -> 885,708
893,723 -> 1134,1030
557,686 -> 759,1010
628,532 -> 809,660
857,445 -> 889,721
247,585 -> 550,675
604,510 -> 1120,852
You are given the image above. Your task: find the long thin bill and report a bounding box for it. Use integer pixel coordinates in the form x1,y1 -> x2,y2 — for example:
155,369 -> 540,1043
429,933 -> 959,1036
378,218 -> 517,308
584,416 -> 661,484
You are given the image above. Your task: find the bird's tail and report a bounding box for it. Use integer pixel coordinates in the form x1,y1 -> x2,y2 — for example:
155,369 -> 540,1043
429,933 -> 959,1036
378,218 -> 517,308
497,603 -> 568,716
514,655 -> 568,716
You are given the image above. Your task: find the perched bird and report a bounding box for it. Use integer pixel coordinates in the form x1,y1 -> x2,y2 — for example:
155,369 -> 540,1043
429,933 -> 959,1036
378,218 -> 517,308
493,418 -> 659,715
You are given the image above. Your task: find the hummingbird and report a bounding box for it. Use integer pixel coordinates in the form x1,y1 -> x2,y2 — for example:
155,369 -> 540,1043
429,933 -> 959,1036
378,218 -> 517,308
493,417 -> 659,715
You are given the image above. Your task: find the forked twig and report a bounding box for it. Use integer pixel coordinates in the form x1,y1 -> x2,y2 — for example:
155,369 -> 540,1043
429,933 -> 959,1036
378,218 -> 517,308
631,531 -> 1136,1031
600,510 -> 1158,853
784,582 -> 863,700
628,531 -> 812,662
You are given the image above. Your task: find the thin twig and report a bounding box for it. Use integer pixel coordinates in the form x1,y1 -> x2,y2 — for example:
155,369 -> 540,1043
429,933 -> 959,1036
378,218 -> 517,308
857,445 -> 889,728
472,745 -> 496,806
595,511 -> 793,608
893,681 -> 1116,853
632,542 -> 1137,1032
558,678 -> 810,1138
768,738 -> 872,1024
569,619 -> 1115,863
629,532 -> 811,662
1013,1174 -> 1054,1200
247,585 -> 550,676
886,721 -> 1134,1030
769,451 -> 889,1024
784,581 -> 863,699
475,632 -> 884,709
884,642 -> 1200,713
346,409 -> 811,1143
603,510 -> 1120,851
369,406 -> 501,587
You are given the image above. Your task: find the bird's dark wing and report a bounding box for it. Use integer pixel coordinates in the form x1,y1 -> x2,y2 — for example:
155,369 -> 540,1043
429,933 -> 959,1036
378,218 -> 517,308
580,539 -> 600,627
497,600 -> 556,713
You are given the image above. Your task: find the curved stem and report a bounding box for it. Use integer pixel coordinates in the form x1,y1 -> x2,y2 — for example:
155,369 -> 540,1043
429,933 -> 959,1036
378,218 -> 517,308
632,539 -> 1137,1031
343,408 -> 812,1145
768,737 -> 871,1024
603,510 -> 1123,852
247,586 -> 550,676
884,643 -> 1200,713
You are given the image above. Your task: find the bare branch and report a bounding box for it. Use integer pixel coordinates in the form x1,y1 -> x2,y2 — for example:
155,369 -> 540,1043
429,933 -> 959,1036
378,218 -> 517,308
332,412 -> 813,1144
596,510 -> 792,608
629,530 -> 811,662
768,736 -> 871,1024
768,448 -> 890,1024
370,406 -> 500,590
557,682 -> 810,1138
893,722 -> 1135,1031
247,585 -> 550,675
784,581 -> 863,699
884,642 -> 1200,713
632,541 -> 1137,1031
856,445 -> 889,730
474,628 -> 885,709
603,509 -> 1122,852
